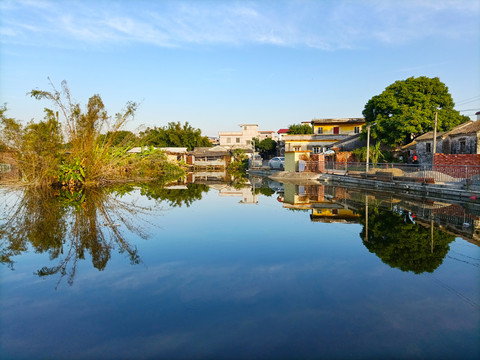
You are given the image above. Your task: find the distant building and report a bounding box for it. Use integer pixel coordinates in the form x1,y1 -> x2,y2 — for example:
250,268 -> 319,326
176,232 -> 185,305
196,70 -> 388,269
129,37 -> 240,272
218,124 -> 275,149
187,146 -> 232,168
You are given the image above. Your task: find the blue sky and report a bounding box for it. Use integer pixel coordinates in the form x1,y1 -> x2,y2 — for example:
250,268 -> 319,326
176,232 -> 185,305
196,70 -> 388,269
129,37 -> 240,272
1,0 -> 479,137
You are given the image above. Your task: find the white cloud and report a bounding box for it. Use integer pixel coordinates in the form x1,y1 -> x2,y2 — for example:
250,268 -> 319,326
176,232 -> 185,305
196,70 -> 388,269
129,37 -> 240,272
0,0 -> 478,50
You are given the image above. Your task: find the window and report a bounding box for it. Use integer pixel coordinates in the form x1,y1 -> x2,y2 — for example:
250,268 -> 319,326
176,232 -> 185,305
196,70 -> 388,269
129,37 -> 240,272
246,140 -> 251,145
227,137 -> 231,143
236,137 -> 241,143
294,146 -> 301,151
460,139 -> 466,153
333,127 -> 340,134
317,127 -> 323,134
312,146 -> 321,154
426,143 -> 431,153
354,126 -> 360,134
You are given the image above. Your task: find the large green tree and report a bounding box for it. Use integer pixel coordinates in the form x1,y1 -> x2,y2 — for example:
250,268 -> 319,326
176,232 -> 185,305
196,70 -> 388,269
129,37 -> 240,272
253,137 -> 277,158
362,76 -> 469,147
141,121 -> 211,150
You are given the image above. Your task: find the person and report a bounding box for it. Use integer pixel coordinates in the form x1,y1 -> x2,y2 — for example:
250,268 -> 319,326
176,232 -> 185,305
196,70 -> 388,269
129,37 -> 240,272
412,154 -> 418,165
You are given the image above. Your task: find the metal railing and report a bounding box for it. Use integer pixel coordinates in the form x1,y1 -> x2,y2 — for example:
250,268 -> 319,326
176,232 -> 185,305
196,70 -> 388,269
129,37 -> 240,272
304,161 -> 480,186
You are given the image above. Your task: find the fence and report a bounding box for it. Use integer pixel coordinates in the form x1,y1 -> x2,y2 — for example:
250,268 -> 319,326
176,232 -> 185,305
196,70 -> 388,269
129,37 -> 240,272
303,161 -> 480,186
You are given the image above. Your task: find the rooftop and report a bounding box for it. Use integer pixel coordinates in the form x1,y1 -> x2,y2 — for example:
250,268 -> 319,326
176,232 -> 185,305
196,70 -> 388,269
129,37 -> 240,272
415,120 -> 480,141
311,118 -> 365,124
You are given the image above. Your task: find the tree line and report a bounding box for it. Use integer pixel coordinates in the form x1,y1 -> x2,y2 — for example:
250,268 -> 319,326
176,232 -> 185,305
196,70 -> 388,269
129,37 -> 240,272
0,81 -> 212,186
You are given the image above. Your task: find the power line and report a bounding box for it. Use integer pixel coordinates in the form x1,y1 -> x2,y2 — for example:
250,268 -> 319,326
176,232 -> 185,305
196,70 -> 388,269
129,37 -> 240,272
458,108 -> 480,112
457,96 -> 480,106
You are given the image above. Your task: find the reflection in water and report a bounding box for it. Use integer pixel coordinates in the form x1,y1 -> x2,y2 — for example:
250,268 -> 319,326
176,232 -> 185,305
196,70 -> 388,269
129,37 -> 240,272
360,207 -> 455,273
138,182 -> 210,207
278,181 -> 478,273
1,185 -> 158,286
2,179 -> 479,284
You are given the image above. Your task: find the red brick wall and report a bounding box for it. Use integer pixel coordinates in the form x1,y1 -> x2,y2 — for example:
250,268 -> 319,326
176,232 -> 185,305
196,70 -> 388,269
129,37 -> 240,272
434,154 -> 480,166
433,154 -> 480,179
336,152 -> 354,163
306,153 -> 325,172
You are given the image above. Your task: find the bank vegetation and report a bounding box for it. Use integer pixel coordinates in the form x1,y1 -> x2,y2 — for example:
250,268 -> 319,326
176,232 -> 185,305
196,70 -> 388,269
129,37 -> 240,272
0,81 -> 185,187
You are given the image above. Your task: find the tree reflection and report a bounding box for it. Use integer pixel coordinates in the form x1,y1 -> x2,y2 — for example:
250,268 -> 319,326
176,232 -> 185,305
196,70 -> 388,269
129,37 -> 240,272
138,182 -> 209,207
0,185 -> 156,286
360,207 -> 455,274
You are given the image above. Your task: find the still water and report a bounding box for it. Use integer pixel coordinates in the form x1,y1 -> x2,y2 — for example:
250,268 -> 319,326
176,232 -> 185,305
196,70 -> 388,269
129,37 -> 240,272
1,178 -> 479,359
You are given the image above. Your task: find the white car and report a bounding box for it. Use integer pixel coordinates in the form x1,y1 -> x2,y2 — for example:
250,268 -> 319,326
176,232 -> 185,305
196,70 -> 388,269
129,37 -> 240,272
268,157 -> 285,170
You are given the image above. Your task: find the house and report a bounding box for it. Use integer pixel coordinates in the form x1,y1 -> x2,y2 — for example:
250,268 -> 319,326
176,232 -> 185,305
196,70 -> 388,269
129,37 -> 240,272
258,130 -> 276,141
187,146 -> 232,168
218,124 -> 258,148
284,118 -> 365,154
412,120 -> 480,164
283,118 -> 365,171
218,124 -> 275,149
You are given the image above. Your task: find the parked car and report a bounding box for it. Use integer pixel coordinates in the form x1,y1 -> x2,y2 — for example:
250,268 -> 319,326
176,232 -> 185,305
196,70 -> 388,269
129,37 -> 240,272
268,157 -> 285,170
249,154 -> 263,168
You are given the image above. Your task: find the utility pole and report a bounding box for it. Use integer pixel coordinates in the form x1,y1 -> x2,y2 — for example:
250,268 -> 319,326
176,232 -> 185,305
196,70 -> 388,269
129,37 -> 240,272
432,112 -> 438,160
366,125 -> 371,175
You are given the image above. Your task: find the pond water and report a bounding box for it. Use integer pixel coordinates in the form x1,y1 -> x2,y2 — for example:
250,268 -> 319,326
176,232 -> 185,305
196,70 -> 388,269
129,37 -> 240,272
1,178 -> 479,359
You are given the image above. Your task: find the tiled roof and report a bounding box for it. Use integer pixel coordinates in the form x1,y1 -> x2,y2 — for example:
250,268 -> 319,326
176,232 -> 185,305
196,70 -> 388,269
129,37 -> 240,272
277,129 -> 289,133
415,120 -> 480,141
415,131 -> 446,141
190,146 -> 230,156
447,120 -> 480,136
311,118 -> 365,124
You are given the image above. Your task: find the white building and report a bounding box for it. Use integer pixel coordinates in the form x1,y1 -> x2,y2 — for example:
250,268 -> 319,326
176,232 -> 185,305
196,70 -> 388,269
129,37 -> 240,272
218,124 -> 275,148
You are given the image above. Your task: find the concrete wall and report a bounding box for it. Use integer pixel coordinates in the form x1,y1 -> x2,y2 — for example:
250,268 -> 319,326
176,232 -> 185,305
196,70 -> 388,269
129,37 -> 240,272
285,151 -> 310,172
416,139 -> 444,164
449,134 -> 478,154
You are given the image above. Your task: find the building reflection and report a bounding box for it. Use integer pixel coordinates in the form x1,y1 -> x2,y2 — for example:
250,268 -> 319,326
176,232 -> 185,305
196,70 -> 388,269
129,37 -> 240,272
283,183 -> 360,223
279,182 -> 480,245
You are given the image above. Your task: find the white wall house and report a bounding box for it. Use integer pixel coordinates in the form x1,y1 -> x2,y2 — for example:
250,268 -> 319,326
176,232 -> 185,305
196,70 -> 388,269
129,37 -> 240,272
218,124 -> 258,148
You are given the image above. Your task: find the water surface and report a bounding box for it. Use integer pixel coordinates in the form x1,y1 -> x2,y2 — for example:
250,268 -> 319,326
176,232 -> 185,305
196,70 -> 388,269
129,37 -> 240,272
1,181 -> 479,359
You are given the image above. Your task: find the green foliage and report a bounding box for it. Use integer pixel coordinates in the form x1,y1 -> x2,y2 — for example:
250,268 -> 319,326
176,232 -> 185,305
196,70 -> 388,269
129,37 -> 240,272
254,137 -> 277,158
0,104 -> 23,151
59,157 -> 85,186
227,148 -> 248,174
363,76 -> 469,147
141,122 -> 211,151
98,130 -> 137,148
27,79 -> 141,184
139,182 -> 209,207
287,124 -> 313,134
352,142 -> 384,164
115,148 -> 185,180
0,106 -> 64,185
360,208 -> 455,274
254,186 -> 275,197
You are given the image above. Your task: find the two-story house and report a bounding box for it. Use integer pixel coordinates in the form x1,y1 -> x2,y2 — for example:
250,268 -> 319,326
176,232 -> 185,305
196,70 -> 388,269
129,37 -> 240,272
218,124 -> 275,149
283,118 -> 365,171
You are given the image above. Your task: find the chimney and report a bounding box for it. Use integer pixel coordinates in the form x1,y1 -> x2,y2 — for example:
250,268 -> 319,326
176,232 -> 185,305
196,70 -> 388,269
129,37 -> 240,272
476,111 -> 480,121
